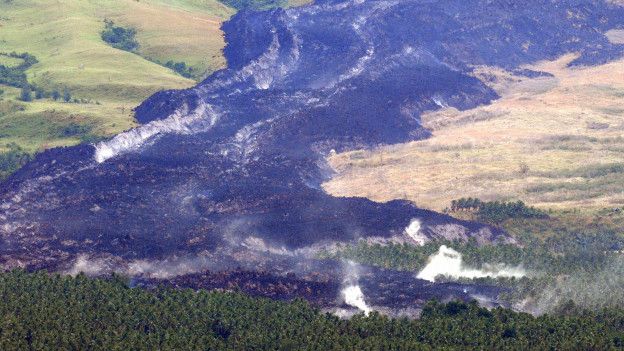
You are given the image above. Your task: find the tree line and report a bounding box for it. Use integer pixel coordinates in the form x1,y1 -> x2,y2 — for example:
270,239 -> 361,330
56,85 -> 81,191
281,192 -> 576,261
0,270 -> 622,350
0,52 -> 77,103
219,0 -> 286,10
450,198 -> 548,223
0,52 -> 38,88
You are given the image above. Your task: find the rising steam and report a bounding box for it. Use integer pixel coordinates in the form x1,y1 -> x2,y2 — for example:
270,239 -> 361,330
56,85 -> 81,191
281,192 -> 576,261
94,103 -> 216,163
341,261 -> 371,315
417,245 -> 525,282
518,255 -> 624,315
342,285 -> 371,315
405,218 -> 428,245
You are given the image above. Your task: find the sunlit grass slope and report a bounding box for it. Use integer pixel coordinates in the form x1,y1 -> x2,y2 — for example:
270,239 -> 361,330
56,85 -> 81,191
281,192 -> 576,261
0,0 -> 235,153
324,54 -> 624,211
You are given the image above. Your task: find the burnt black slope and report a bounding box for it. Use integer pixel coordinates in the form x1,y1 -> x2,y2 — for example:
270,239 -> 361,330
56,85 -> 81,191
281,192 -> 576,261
144,265 -> 506,310
1,0 -> 623,270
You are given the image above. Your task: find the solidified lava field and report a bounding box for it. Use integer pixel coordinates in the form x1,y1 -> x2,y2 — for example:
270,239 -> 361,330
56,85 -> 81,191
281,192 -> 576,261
1,0 -> 623,312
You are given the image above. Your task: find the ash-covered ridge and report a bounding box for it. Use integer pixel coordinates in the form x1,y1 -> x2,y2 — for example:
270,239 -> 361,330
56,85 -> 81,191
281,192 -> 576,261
1,0 -> 623,275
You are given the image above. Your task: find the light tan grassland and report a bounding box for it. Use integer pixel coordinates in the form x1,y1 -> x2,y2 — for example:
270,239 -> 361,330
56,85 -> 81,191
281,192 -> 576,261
323,54 -> 624,211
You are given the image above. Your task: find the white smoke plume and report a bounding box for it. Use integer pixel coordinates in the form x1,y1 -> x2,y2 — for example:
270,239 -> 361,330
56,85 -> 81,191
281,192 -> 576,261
66,254 -> 116,276
342,285 -> 371,315
341,261 -> 372,315
64,252 -> 230,280
417,245 -> 525,282
405,218 -> 428,245
127,255 -> 217,279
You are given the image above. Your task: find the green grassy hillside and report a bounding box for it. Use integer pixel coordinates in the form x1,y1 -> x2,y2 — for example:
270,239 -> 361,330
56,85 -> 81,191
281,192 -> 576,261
0,0 -> 237,159
0,0 -> 226,164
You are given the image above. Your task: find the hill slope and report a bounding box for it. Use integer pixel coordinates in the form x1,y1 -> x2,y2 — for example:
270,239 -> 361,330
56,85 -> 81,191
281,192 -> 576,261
0,0 -> 233,157
1,0 -> 624,315
324,54 -> 624,211
3,0 -> 624,269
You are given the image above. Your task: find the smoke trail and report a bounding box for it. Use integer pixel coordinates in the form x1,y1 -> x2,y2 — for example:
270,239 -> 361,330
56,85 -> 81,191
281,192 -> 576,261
417,245 -> 525,282
66,254 -> 116,276
64,252 -> 233,280
342,285 -> 371,315
341,261 -> 371,315
518,255 -> 624,315
94,102 -> 216,163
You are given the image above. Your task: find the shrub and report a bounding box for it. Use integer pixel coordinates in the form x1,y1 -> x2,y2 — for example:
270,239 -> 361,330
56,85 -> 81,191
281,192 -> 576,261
34,87 -> 45,99
100,20 -> 139,52
0,143 -> 31,179
19,86 -> 31,102
59,122 -> 92,137
0,52 -> 38,89
164,60 -> 193,78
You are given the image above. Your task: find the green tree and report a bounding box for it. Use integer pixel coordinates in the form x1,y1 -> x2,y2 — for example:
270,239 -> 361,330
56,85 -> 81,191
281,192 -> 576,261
63,88 -> 71,102
100,20 -> 139,52
34,86 -> 45,99
19,85 -> 32,102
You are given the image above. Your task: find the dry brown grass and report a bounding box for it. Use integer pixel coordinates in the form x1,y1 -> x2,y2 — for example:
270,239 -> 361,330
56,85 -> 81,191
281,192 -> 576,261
323,54 -> 624,211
